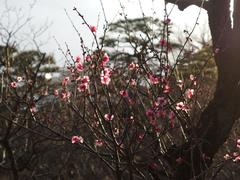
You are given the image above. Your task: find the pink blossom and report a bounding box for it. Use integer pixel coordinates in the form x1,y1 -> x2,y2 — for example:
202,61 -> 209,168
90,25 -> 97,33
224,153 -> 231,160
202,153 -> 210,160
54,89 -> 59,96
154,126 -> 161,133
233,155 -> 240,162
163,18 -> 171,24
149,74 -> 159,84
149,118 -> 157,126
168,111 -> 175,119
101,75 -> 111,85
100,68 -> 111,85
28,80 -> 33,86
130,79 -> 136,86
119,90 -> 129,97
237,139 -> 240,148
114,128 -> 119,135
138,133 -> 144,140
102,67 -> 111,76
176,157 -> 183,164
42,88 -> 48,96
76,62 -> 84,72
146,109 -> 154,118
71,135 -> 84,144
233,152 -> 239,157
95,139 -> 103,147
154,97 -> 167,107
60,90 -> 71,100
156,110 -> 166,118
190,74 -> 196,81
176,102 -> 187,111
81,76 -> 90,84
78,83 -> 88,92
75,56 -> 81,63
159,39 -> 167,46
30,104 -> 36,113
10,81 -> 17,88
104,114 -> 114,121
78,76 -> 90,92
185,89 -> 194,99
62,77 -> 70,86
163,84 -> 171,93
214,48 -> 220,54
232,152 -> 240,162
85,54 -> 92,62
177,80 -> 183,89
128,62 -> 139,70
148,162 -> 158,169
100,53 -> 109,66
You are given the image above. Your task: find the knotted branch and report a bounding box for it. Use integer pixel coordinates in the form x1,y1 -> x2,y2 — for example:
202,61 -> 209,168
166,0 -> 209,11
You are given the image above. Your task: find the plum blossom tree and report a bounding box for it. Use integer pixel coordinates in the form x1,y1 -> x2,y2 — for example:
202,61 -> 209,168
1,0 -> 240,179
164,0 -> 240,179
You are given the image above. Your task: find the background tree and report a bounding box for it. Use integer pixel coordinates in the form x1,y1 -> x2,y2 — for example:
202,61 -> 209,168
101,17 -> 181,68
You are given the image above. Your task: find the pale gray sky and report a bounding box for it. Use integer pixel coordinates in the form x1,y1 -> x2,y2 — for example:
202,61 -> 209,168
0,0 -> 209,65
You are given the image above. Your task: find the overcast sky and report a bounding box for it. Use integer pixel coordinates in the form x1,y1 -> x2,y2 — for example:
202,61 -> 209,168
0,0 -> 209,65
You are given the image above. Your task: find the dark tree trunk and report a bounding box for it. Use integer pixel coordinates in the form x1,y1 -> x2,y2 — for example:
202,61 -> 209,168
165,0 -> 240,179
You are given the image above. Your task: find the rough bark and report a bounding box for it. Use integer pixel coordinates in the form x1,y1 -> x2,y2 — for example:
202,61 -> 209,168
165,0 -> 240,179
